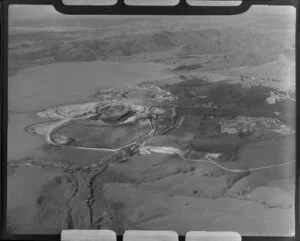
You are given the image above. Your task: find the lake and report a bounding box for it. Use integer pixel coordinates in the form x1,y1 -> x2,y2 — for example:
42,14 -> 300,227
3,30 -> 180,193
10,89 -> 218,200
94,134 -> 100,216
8,60 -> 173,161
9,61 -> 173,112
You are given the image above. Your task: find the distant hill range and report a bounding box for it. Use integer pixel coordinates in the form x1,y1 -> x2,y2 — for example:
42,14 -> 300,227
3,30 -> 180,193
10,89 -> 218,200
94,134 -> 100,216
9,27 -> 294,64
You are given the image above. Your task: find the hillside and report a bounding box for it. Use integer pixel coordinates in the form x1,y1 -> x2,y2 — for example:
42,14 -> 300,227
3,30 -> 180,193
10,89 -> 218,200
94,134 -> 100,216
9,27 -> 294,76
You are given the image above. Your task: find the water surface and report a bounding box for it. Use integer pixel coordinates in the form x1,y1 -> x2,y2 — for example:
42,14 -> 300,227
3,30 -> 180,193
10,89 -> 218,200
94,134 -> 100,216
8,61 -> 173,161
8,61 -> 172,112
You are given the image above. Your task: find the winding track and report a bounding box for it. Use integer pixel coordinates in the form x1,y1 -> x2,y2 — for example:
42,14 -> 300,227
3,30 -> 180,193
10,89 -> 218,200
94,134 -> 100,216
143,146 -> 295,173
45,116 -> 154,152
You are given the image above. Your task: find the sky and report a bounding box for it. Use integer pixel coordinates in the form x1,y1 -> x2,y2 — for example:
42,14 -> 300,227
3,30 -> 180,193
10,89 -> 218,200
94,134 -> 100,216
8,2 -> 295,20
